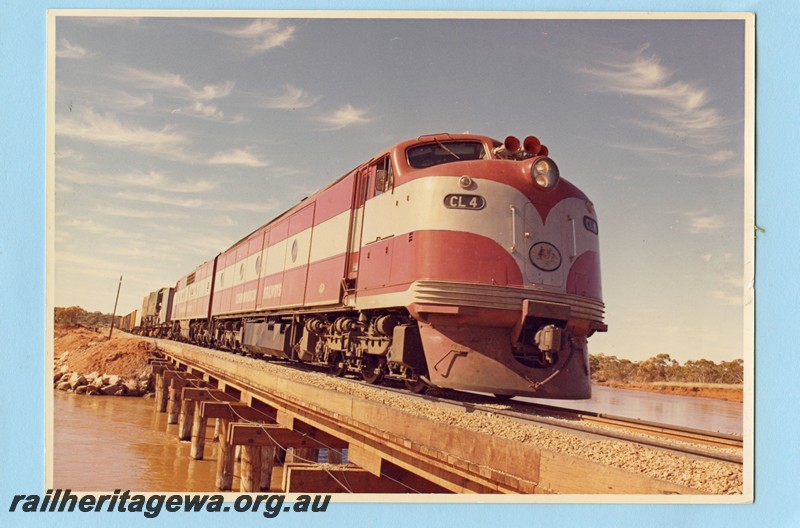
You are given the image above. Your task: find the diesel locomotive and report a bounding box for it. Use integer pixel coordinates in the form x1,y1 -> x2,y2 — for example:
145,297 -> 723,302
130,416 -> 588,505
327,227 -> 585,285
128,133 -> 606,399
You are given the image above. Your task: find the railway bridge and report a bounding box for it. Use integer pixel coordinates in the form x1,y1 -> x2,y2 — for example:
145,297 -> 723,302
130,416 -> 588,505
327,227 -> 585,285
148,339 -> 728,495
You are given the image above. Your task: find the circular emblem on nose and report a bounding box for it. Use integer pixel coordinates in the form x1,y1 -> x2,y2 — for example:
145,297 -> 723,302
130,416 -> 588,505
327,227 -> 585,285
529,242 -> 561,271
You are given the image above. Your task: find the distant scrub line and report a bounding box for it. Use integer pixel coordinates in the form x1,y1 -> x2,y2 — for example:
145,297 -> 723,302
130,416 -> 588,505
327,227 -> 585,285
590,353 -> 743,385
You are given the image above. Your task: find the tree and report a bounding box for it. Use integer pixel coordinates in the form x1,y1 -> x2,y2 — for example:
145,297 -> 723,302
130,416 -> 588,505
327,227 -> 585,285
635,353 -> 678,383
54,306 -> 85,325
54,306 -> 114,328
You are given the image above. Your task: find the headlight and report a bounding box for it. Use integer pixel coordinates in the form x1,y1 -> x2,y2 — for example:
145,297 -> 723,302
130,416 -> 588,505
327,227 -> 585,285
531,157 -> 560,189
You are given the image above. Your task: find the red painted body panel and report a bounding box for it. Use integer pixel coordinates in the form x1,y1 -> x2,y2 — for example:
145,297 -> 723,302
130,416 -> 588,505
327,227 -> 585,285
304,254 -> 347,305
566,250 -> 603,300
259,272 -> 284,309
417,313 -> 591,399
288,203 -> 315,237
315,173 -> 356,223
281,266 -> 308,307
357,238 -> 394,291
356,230 -> 523,296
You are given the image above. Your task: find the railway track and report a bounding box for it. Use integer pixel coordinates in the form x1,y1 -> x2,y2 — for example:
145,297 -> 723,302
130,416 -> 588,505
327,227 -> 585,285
156,338 -> 744,466
369,384 -> 744,465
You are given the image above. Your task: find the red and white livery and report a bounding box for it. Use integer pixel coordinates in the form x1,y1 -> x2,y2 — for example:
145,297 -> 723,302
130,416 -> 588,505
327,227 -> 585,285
151,133 -> 605,399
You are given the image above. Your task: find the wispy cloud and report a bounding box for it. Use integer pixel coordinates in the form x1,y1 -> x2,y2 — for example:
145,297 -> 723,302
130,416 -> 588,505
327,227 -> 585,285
684,210 -> 725,234
117,66 -> 235,102
112,65 -> 239,121
117,170 -> 219,193
56,38 -> 96,59
113,190 -> 207,208
207,147 -> 271,167
708,149 -> 737,163
117,91 -> 154,109
180,101 -> 225,120
58,107 -> 189,158
260,84 -> 320,110
582,44 -> 729,146
95,204 -> 189,220
57,218 -> 126,237
216,19 -> 296,53
112,189 -> 279,214
316,104 -> 374,131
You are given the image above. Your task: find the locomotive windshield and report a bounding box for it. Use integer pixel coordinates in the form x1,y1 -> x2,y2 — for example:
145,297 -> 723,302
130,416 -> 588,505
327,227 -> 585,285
406,141 -> 486,168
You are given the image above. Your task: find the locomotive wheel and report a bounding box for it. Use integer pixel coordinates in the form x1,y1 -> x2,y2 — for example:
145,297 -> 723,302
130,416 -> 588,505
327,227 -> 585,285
329,352 -> 347,377
404,370 -> 429,394
361,355 -> 386,385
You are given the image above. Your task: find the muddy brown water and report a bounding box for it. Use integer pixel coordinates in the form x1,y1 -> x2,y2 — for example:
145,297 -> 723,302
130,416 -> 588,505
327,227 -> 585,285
523,385 -> 744,435
53,391 -> 222,492
53,384 -> 744,492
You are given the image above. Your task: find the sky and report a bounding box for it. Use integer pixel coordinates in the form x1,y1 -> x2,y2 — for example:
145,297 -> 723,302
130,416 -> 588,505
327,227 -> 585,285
52,13 -> 749,365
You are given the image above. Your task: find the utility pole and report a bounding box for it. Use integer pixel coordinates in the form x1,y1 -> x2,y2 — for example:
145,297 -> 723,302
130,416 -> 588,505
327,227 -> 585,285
108,275 -> 122,340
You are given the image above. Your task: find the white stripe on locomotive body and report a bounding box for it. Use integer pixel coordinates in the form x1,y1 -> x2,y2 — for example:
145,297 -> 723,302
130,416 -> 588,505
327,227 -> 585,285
283,227 -> 313,271
243,250 -> 261,285
309,209 -> 351,263
187,276 -> 212,300
232,256 -> 246,287
214,265 -> 226,293
264,239 -> 287,276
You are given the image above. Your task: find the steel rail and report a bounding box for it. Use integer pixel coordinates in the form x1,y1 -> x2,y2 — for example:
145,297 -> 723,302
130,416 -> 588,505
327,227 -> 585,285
373,385 -> 744,465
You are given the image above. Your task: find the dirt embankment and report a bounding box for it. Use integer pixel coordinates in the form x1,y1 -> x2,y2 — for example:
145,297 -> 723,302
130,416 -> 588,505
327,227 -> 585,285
53,324 -> 158,396
594,381 -> 743,402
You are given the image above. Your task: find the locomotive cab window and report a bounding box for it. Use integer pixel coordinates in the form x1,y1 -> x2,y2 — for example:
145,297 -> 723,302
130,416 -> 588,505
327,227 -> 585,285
406,141 -> 486,169
373,156 -> 393,196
